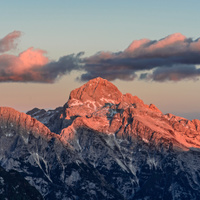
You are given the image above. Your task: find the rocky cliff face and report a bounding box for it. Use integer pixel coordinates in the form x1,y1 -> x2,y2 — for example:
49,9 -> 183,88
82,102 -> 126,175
1,77 -> 200,199
0,165 -> 43,199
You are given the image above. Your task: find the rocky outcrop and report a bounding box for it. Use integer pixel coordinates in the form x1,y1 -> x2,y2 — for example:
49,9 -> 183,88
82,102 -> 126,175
26,107 -> 64,134
0,165 -> 43,200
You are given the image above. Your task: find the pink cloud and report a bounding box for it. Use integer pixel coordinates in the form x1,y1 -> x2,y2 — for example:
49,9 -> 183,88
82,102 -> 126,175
0,32 -> 50,82
0,31 -> 21,53
0,48 -> 49,82
125,38 -> 151,52
148,33 -> 186,50
123,33 -> 188,57
18,48 -> 49,71
0,31 -> 82,83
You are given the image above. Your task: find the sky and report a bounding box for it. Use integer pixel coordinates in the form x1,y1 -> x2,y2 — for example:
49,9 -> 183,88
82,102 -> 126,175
1,0 -> 200,120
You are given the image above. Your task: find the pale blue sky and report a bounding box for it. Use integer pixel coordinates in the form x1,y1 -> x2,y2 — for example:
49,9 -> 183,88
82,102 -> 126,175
0,0 -> 200,119
2,0 -> 200,58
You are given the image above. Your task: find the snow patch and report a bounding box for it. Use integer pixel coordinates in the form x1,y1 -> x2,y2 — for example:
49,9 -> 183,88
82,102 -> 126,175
115,158 -> 128,172
77,139 -> 82,150
0,177 -> 4,185
85,100 -> 97,110
5,132 -> 14,137
147,156 -> 158,169
100,97 -> 116,104
69,99 -> 83,107
30,152 -> 52,182
142,138 -> 149,143
21,135 -> 29,144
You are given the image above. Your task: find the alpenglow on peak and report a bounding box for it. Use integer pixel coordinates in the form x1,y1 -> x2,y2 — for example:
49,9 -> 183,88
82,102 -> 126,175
68,77 -> 123,105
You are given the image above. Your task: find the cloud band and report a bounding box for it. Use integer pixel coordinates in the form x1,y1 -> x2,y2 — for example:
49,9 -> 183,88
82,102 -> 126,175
1,31 -> 200,83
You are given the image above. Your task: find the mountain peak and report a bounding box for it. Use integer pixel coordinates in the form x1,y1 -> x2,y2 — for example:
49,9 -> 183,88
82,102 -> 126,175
68,77 -> 122,107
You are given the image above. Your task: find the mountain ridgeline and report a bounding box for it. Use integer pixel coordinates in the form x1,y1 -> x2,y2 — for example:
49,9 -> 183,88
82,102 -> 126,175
1,77 -> 200,199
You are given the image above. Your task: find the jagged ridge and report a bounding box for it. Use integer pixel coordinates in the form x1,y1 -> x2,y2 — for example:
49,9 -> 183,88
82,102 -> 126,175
29,77 -> 200,150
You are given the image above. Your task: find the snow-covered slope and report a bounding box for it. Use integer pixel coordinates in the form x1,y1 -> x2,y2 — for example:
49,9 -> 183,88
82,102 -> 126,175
1,77 -> 200,199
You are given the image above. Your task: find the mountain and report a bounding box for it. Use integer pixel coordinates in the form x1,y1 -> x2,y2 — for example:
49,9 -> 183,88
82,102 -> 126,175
1,77 -> 200,199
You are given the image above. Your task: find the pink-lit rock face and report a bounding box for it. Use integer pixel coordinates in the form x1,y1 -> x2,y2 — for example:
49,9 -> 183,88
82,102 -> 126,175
64,77 -> 123,118
68,77 -> 122,106
60,77 -> 200,150
0,107 -> 54,140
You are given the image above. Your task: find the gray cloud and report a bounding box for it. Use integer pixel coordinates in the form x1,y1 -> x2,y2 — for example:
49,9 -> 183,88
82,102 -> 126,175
80,69 -> 137,82
35,52 -> 83,83
140,65 -> 200,82
79,33 -> 200,82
